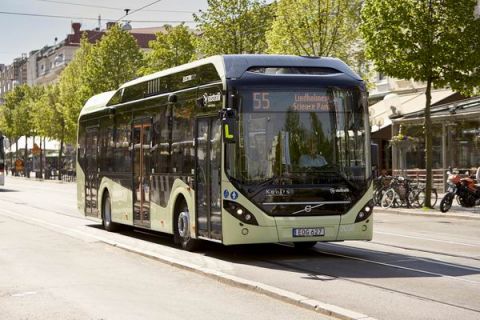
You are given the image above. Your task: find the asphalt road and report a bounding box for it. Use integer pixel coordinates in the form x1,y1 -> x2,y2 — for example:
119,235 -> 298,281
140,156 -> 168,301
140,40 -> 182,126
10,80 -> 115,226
0,178 -> 330,320
1,177 -> 480,320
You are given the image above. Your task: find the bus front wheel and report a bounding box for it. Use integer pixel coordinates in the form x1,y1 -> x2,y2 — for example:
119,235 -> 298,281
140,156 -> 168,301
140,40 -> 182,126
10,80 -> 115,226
174,201 -> 200,251
102,193 -> 119,232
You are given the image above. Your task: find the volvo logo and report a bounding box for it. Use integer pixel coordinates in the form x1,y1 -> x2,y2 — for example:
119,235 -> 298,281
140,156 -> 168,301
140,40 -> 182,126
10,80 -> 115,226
330,187 -> 350,194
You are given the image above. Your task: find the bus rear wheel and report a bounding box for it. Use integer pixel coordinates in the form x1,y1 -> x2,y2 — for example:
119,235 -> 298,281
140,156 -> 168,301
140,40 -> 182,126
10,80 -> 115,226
174,201 -> 200,251
102,193 -> 119,232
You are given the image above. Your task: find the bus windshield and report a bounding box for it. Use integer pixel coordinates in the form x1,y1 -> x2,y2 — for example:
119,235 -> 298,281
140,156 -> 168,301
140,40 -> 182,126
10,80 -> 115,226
226,88 -> 370,188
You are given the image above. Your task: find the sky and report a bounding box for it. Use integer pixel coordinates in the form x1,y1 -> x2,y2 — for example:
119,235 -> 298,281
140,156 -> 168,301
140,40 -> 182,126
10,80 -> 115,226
0,0 -> 209,65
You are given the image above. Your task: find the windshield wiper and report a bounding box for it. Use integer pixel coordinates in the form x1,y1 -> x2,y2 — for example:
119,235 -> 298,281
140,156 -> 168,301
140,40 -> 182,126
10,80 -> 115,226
254,175 -> 283,188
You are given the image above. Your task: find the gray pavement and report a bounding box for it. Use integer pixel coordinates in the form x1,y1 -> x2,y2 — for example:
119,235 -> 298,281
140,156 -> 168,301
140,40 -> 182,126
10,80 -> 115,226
374,195 -> 480,220
0,203 -> 332,320
2,176 -> 480,320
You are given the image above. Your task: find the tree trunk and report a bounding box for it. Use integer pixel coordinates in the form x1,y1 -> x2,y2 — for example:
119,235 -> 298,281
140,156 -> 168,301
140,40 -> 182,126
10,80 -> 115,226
424,78 -> 433,208
58,126 -> 65,181
39,137 -> 43,179
24,135 -> 28,178
10,136 -> 14,174
15,137 -> 18,164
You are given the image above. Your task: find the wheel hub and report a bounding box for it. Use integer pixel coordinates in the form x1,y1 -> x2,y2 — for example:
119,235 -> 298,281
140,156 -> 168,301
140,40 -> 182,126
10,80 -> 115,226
178,211 -> 190,238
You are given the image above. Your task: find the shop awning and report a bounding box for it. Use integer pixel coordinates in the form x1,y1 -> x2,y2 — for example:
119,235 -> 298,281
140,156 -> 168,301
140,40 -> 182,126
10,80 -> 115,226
369,89 -> 456,132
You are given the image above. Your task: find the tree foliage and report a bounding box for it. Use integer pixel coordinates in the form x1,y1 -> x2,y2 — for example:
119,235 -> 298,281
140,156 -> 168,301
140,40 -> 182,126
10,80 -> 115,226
194,0 -> 274,55
58,36 -> 93,143
58,25 -> 143,142
361,0 -> 480,93
141,24 -> 196,75
361,0 -> 480,207
1,85 -> 31,140
266,0 -> 362,62
31,85 -> 64,140
84,24 -> 143,94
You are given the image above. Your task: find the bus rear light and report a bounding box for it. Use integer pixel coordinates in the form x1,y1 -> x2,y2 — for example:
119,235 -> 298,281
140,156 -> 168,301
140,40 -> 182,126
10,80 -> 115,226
355,200 -> 373,223
223,200 -> 258,226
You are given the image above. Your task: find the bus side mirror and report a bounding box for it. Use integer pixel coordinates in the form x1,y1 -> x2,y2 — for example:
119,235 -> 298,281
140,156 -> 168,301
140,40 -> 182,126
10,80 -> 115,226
221,108 -> 236,144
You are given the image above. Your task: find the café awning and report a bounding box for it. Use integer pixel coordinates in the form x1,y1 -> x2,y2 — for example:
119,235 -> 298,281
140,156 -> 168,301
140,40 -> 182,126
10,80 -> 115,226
369,89 -> 456,132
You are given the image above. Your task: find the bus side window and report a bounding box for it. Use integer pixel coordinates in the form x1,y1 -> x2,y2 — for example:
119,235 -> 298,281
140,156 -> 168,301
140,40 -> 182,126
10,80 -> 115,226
78,123 -> 86,169
114,113 -> 131,172
171,104 -> 194,175
152,108 -> 170,174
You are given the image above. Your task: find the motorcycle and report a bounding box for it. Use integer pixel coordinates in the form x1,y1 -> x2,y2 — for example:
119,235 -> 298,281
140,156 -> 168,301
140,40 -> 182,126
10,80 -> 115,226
440,171 -> 480,213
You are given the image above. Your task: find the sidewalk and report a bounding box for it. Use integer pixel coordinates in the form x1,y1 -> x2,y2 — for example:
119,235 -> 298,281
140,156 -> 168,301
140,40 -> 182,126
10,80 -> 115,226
5,174 -> 75,184
374,201 -> 480,220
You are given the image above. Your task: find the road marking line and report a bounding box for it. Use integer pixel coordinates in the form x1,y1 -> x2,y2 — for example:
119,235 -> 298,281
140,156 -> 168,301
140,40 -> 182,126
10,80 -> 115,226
323,242 -> 480,272
375,231 -> 480,247
11,291 -> 37,297
313,248 -> 480,285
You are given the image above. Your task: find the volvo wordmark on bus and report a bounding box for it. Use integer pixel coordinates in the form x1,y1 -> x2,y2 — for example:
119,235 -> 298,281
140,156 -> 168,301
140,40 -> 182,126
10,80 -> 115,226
77,55 -> 373,250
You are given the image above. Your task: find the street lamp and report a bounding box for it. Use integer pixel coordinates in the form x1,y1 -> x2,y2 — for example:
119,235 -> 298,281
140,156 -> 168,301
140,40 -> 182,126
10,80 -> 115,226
122,8 -> 132,31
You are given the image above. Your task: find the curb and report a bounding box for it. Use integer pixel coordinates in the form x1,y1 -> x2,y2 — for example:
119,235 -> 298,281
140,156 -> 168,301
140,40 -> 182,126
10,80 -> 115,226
89,237 -> 376,320
0,207 -> 375,320
374,208 -> 480,221
6,176 -> 73,184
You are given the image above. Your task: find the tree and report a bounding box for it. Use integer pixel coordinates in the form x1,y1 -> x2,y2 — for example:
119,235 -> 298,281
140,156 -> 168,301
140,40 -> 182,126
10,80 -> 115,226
84,24 -> 143,94
58,25 -> 143,143
194,0 -> 275,55
2,84 -> 36,164
141,24 -> 196,75
361,0 -> 480,207
58,36 -> 93,144
266,0 -> 362,64
32,85 -> 67,179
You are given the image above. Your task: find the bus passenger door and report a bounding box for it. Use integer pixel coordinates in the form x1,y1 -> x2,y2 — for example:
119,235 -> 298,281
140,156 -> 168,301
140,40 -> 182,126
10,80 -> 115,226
133,121 -> 152,227
85,127 -> 99,217
195,117 -> 222,241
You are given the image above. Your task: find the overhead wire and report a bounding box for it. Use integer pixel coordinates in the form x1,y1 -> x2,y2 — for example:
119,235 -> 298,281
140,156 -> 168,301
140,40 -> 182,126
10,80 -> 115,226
36,0 -> 196,14
0,11 -> 194,23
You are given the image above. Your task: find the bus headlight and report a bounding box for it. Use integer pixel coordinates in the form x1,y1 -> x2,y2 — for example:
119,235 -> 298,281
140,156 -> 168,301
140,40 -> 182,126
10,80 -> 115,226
355,200 -> 373,223
224,200 -> 258,225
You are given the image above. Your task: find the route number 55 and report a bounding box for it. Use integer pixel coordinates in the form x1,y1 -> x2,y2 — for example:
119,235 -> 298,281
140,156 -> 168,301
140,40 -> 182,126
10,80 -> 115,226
253,92 -> 270,110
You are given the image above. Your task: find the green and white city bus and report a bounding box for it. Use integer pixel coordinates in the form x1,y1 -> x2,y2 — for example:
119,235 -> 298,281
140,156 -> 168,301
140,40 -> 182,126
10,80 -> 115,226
77,55 -> 373,250
0,135 -> 5,186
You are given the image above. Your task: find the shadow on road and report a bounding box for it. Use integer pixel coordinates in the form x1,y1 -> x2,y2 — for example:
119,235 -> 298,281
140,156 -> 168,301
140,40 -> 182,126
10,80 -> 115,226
0,188 -> 19,192
85,223 -> 480,281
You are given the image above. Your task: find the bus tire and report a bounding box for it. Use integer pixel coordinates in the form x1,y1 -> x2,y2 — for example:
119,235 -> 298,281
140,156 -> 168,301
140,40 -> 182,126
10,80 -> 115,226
174,200 -> 200,251
294,241 -> 317,250
102,192 -> 119,232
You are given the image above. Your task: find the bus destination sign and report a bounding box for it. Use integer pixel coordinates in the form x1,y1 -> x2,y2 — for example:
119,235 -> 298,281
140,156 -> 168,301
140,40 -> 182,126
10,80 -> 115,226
292,93 -> 330,112
252,91 -> 331,112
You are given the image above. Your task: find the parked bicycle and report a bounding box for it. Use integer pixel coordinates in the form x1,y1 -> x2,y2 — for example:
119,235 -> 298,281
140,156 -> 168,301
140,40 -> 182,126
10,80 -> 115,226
373,175 -> 392,206
380,176 -> 438,209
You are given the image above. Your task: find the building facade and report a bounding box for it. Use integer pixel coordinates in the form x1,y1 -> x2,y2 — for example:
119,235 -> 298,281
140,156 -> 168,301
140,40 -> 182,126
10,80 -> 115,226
27,22 -> 157,86
0,55 -> 28,103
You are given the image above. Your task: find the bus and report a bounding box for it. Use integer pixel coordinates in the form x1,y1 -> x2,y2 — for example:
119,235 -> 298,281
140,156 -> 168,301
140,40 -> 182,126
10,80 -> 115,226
77,55 -> 373,250
0,135 -> 4,186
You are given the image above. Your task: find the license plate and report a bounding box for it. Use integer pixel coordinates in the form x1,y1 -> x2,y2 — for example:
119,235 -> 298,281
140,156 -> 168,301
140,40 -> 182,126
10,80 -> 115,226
292,227 -> 325,237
